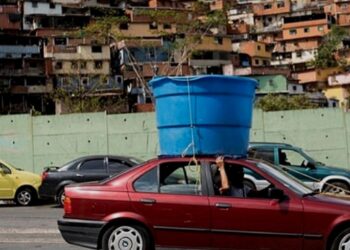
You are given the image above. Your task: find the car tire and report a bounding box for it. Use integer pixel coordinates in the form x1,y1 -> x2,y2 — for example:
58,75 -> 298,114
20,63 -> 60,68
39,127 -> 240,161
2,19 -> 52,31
15,188 -> 35,206
330,227 -> 350,250
101,224 -> 152,250
57,189 -> 65,207
323,181 -> 350,195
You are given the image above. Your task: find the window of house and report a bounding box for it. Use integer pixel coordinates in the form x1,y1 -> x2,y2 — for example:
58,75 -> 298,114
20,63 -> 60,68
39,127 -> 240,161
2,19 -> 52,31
49,3 -> 55,9
55,61 -> 62,70
257,45 -> 261,50
264,4 -> 272,9
29,62 -> 37,68
294,42 -> 299,46
80,62 -> 87,69
215,37 -> 223,45
119,23 -> 128,30
54,37 -> 67,46
163,23 -> 172,29
32,2 -> 38,8
341,3 -> 348,9
293,86 -> 297,91
304,27 -> 310,33
91,46 -> 102,53
277,1 -> 285,8
289,29 -> 297,35
149,22 -> 158,30
296,51 -> 302,57
94,61 -> 103,69
263,60 -> 269,66
148,48 -> 155,59
71,62 -> 78,70
255,59 -> 260,65
318,26 -> 324,32
268,17 -> 272,22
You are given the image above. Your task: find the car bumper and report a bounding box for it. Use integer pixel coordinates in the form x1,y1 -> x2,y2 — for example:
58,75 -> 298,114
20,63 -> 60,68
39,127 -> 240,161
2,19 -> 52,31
38,185 -> 54,198
58,218 -> 106,249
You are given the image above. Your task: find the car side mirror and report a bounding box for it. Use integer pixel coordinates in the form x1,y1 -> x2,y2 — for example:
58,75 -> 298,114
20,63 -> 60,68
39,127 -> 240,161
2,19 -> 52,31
268,187 -> 285,200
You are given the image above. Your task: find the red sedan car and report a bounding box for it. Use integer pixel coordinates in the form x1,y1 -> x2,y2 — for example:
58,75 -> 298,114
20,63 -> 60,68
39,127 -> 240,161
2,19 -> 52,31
58,157 -> 350,250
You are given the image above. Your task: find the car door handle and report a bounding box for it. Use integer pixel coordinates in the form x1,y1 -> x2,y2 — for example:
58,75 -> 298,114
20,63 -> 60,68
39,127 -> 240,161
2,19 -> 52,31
140,198 -> 156,205
215,203 -> 232,208
75,173 -> 83,177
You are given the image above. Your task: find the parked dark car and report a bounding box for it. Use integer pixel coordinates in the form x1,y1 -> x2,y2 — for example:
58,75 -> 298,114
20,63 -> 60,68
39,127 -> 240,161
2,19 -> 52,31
39,155 -> 142,206
248,142 -> 350,194
59,156 -> 350,250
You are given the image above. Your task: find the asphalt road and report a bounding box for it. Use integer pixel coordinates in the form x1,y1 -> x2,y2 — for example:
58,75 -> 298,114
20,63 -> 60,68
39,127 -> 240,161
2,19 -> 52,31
0,201 -> 175,250
0,201 -> 82,250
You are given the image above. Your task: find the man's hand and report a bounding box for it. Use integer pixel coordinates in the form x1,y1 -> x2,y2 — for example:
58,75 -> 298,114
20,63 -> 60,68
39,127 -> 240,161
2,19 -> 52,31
216,156 -> 224,169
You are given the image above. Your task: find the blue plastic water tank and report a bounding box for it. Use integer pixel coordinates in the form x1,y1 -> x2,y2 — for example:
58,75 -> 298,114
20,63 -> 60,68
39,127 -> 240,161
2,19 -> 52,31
150,75 -> 257,157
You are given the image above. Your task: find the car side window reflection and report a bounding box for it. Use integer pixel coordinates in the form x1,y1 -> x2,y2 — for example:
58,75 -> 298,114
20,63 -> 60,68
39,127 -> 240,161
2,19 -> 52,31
159,163 -> 202,195
79,159 -> 106,172
280,149 -> 307,168
134,168 -> 158,193
211,162 -> 272,199
133,162 -> 202,195
0,163 -> 11,174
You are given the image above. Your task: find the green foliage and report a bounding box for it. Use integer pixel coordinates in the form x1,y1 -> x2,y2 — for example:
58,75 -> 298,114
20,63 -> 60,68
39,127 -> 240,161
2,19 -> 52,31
78,15 -> 129,41
255,94 -> 318,112
313,26 -> 349,69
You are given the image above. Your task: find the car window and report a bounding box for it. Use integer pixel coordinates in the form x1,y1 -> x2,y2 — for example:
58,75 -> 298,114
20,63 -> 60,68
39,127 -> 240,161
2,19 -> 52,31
108,159 -> 130,172
280,149 -> 307,168
133,162 -> 202,195
211,162 -> 272,199
78,159 -> 106,172
0,163 -> 11,174
249,148 -> 274,163
134,168 -> 158,193
160,163 -> 202,195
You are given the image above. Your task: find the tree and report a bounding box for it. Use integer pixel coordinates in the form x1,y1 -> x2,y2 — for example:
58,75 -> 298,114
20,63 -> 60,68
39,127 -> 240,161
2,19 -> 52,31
255,94 -> 317,112
312,26 -> 349,69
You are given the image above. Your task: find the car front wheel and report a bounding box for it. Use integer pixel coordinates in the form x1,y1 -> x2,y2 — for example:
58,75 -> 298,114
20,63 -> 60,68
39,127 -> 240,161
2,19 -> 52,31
102,224 -> 151,250
15,188 -> 34,206
330,228 -> 350,250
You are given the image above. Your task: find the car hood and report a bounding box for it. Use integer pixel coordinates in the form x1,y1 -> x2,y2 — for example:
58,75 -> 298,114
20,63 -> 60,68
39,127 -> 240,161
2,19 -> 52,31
316,164 -> 350,176
306,193 -> 350,207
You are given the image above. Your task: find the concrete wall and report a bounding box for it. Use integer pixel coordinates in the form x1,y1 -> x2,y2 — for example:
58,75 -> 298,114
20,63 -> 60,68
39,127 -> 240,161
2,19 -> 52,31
1,108 -> 350,173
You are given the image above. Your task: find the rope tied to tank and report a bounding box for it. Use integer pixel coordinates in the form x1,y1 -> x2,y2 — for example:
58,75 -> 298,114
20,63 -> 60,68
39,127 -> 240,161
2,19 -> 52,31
181,76 -> 197,160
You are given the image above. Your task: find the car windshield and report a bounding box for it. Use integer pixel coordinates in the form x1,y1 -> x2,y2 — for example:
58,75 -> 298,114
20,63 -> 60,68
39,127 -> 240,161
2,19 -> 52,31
257,161 -> 312,195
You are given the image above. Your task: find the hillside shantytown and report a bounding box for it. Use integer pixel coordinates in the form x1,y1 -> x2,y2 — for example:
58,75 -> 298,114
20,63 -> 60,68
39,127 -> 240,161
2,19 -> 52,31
0,0 -> 349,114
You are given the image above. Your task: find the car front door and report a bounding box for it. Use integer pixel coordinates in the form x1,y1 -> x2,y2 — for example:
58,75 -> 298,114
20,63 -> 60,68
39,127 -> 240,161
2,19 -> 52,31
208,161 -> 304,250
129,160 -> 211,249
0,164 -> 14,198
76,158 -> 108,182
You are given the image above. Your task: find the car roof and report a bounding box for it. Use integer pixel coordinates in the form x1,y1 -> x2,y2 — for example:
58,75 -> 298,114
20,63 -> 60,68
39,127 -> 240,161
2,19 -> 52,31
249,142 -> 293,148
61,155 -> 141,167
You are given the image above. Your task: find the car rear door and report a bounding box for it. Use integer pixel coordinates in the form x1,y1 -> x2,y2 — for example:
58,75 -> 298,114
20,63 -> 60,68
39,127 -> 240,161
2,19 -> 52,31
128,160 -> 211,249
208,161 -> 304,250
75,157 -> 109,182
